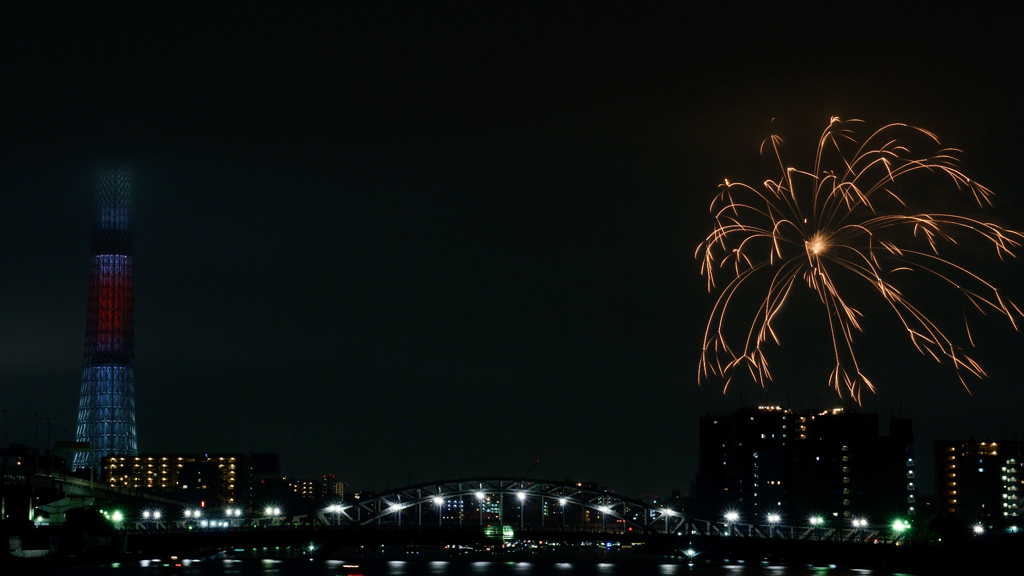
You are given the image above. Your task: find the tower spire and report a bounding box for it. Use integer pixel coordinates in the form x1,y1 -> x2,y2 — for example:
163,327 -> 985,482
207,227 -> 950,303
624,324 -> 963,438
73,169 -> 137,472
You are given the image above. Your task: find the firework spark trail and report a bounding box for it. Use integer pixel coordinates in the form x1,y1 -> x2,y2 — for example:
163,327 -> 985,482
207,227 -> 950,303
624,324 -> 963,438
697,118 -> 1024,402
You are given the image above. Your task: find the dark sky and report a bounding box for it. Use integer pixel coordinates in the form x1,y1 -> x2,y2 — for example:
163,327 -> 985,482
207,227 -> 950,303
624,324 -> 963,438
3,4 -> 1024,498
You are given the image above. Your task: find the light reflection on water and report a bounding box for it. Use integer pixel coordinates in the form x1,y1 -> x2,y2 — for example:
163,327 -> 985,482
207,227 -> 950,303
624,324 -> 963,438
513,561 -> 533,574
37,558 -> 896,576
427,561 -> 450,575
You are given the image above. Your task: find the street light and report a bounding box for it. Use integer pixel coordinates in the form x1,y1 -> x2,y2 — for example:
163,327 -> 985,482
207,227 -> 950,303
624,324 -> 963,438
891,518 -> 910,542
142,509 -> 161,528
476,491 -> 486,526
851,517 -> 868,541
265,506 -> 281,526
808,516 -> 824,540
327,504 -> 343,527
433,497 -> 444,526
662,508 -> 677,533
851,517 -> 867,540
388,502 -> 402,527
766,513 -> 781,538
559,498 -> 567,529
723,511 -> 739,536
972,523 -> 985,535
517,492 -> 526,529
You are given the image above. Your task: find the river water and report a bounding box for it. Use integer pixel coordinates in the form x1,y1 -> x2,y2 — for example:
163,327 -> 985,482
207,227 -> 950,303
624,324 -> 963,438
35,557 -> 910,576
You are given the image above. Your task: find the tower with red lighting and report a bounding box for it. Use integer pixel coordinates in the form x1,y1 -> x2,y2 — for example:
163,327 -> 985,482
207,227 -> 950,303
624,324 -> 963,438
74,169 -> 138,471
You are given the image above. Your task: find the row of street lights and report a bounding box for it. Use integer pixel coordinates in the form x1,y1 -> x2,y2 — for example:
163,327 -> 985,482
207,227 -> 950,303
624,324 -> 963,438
117,500 -> 994,539
722,510 -> 915,537
129,506 -> 283,526
379,491 -> 627,531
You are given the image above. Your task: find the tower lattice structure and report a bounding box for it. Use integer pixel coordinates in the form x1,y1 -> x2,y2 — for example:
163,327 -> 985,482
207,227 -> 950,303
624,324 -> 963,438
74,169 -> 138,471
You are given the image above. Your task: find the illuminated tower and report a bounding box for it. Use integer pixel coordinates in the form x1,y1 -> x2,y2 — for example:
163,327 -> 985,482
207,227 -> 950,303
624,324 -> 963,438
73,169 -> 137,471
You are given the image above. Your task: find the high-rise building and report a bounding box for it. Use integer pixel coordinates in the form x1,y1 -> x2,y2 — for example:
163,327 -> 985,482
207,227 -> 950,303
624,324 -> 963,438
323,473 -> 345,500
693,406 -> 915,523
791,409 -> 916,521
935,440 -> 1022,522
73,170 -> 137,472
692,406 -> 793,519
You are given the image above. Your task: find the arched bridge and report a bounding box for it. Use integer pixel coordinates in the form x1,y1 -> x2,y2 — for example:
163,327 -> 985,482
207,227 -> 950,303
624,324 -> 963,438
317,477 -> 685,533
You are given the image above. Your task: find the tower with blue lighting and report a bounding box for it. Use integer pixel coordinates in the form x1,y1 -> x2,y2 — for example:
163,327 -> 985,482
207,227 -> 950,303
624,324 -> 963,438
73,169 -> 138,471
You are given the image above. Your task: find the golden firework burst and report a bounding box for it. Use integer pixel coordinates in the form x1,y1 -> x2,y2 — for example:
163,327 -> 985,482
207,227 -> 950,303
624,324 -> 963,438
697,118 -> 1023,401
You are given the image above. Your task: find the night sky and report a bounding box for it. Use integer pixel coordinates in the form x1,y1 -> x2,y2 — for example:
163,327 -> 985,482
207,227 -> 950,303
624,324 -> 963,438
3,4 -> 1024,499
